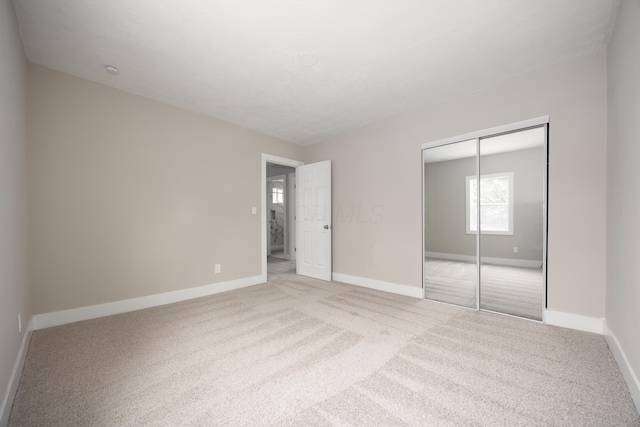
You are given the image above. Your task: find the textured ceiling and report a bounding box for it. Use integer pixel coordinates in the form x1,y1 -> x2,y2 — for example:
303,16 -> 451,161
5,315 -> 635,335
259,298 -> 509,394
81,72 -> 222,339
12,0 -> 620,145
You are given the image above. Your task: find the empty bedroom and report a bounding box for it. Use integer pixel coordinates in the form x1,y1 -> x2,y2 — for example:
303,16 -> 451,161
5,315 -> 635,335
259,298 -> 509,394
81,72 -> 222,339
1,0 -> 639,425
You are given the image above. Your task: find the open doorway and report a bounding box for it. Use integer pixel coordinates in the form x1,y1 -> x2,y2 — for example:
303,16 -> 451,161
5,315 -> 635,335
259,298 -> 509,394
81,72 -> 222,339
266,168 -> 295,260
261,154 -> 333,283
261,154 -> 303,282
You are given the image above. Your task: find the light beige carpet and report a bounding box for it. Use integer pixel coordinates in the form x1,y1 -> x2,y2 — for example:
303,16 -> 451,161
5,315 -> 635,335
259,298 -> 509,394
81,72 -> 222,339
9,262 -> 639,426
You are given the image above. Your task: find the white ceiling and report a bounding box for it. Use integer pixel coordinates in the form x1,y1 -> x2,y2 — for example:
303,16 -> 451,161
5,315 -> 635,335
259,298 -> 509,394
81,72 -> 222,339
12,0 -> 620,145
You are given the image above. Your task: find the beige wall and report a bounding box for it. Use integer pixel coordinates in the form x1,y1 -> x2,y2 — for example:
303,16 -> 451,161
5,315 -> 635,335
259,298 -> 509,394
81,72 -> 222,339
606,0 -> 640,403
28,52 -> 608,319
0,0 -> 31,418
28,66 -> 303,314
306,51 -> 607,318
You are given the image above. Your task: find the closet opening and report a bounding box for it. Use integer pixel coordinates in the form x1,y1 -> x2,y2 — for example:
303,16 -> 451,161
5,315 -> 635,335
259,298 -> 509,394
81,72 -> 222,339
421,117 -> 548,321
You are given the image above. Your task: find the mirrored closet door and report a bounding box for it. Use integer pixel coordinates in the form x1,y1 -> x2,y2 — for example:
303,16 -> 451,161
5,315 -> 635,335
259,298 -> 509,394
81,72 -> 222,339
423,139 -> 479,309
423,123 -> 547,321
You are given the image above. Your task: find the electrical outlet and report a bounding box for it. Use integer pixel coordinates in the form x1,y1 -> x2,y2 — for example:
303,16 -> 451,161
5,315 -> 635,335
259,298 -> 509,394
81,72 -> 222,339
18,313 -> 22,334
215,264 -> 221,274
513,246 -> 519,254
251,207 -> 257,215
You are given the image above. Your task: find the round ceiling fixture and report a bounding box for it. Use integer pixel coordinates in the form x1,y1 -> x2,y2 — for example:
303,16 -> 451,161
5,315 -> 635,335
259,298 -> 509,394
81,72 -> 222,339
299,53 -> 318,67
104,65 -> 119,75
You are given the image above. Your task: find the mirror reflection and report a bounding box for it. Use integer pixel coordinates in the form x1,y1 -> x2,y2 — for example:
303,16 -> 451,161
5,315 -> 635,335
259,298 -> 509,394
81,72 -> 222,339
423,126 -> 546,320
423,139 -> 478,309
479,128 -> 545,320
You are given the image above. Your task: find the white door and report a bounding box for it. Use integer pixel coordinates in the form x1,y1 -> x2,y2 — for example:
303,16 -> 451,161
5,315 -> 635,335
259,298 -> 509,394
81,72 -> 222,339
296,161 -> 332,281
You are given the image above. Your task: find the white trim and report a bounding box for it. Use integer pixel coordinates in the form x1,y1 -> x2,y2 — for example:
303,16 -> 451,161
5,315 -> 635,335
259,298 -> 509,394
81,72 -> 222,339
541,123 -> 548,325
425,251 -> 542,269
544,310 -> 604,334
475,138 -> 480,310
32,275 -> 263,330
421,148 -> 426,300
333,273 -> 423,299
287,171 -> 296,261
604,321 -> 640,411
1,317 -> 34,425
421,116 -> 550,150
262,154 -> 303,282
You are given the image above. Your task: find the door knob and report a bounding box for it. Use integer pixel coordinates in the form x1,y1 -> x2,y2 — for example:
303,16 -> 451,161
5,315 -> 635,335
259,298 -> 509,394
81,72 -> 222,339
324,225 -> 332,229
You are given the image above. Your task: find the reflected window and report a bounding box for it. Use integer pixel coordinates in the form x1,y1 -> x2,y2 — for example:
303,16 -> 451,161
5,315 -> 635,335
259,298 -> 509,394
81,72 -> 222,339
466,172 -> 514,235
271,187 -> 284,204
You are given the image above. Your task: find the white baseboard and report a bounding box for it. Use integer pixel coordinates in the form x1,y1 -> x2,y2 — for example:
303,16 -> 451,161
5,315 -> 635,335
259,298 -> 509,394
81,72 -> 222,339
333,272 -> 603,336
32,275 -> 264,330
333,273 -> 423,299
1,317 -> 34,426
544,310 -> 604,334
425,251 -> 542,269
604,321 -> 640,412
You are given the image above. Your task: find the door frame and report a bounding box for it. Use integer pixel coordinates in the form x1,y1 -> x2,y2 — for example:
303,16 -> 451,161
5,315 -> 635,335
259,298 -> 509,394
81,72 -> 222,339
287,171 -> 297,261
421,116 -> 549,321
261,154 -> 303,282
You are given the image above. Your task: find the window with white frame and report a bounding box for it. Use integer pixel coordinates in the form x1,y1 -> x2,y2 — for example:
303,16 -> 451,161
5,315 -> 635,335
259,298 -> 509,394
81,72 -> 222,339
271,186 -> 284,204
466,172 -> 514,235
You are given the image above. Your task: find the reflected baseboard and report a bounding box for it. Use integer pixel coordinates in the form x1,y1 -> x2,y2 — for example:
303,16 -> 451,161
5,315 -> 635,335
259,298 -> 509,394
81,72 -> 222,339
424,251 -> 542,269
